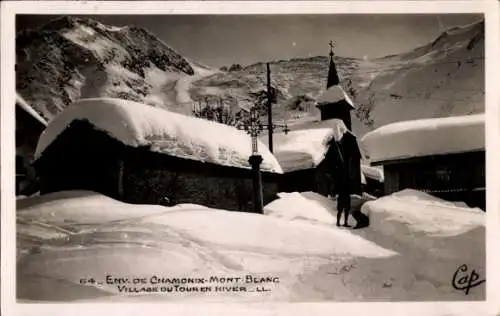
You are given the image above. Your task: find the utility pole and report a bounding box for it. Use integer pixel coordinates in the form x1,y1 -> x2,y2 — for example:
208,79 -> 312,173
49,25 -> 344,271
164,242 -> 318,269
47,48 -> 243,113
266,63 -> 273,153
235,79 -> 291,213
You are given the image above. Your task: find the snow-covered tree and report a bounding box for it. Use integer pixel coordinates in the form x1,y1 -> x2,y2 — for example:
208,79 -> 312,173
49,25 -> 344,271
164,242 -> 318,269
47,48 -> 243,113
192,98 -> 238,126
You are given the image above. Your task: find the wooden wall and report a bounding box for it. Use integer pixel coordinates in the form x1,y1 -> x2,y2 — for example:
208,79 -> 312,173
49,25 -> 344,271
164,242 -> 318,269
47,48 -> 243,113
122,147 -> 280,212
381,151 -> 485,209
318,100 -> 353,130
35,120 -> 124,199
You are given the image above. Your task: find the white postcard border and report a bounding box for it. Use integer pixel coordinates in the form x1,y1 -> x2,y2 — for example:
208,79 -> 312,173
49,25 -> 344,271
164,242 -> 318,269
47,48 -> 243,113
2,1 -> 498,315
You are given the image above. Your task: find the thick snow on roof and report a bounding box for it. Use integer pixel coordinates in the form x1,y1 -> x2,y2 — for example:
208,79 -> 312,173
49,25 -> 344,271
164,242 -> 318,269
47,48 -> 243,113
316,85 -> 355,108
261,119 -> 349,173
361,114 -> 485,163
361,164 -> 384,182
17,190 -> 395,302
34,98 -> 283,173
16,93 -> 48,126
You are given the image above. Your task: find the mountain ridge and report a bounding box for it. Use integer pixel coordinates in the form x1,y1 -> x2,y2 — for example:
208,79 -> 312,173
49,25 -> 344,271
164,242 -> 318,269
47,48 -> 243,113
16,16 -> 200,121
17,16 -> 484,138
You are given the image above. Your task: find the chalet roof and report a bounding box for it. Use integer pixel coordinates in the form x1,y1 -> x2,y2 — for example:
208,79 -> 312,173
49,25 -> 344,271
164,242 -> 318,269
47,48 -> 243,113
34,98 -> 283,174
316,85 -> 355,109
361,114 -> 485,164
260,119 -> 354,173
16,93 -> 47,126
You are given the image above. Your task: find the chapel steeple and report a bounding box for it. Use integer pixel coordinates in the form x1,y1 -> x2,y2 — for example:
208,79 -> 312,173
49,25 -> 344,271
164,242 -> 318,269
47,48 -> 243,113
327,41 -> 340,89
316,41 -> 355,130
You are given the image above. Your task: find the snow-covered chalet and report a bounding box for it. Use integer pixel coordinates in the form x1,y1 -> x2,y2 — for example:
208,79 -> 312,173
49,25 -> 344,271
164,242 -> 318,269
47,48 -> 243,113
33,98 -> 283,212
262,46 -> 362,196
361,114 -> 485,210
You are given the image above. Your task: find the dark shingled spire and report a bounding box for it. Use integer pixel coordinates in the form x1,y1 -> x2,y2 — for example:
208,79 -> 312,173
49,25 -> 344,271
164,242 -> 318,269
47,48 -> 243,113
327,41 -> 340,89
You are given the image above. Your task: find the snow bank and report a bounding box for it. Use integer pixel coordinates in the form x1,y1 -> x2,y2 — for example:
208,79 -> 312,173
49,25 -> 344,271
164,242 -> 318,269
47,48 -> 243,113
264,191 -> 367,227
316,85 -> 355,108
17,190 -> 174,224
18,189 -> 486,301
361,114 -> 485,163
34,98 -> 283,173
264,192 -> 338,225
17,190 -> 396,302
355,189 -> 485,300
270,125 -> 347,172
361,164 -> 384,182
362,189 -> 484,237
265,190 -> 485,301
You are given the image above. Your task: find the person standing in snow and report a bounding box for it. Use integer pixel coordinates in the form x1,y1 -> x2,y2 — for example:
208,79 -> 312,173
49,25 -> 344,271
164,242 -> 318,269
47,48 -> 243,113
335,153 -> 352,227
325,138 -> 352,227
327,132 -> 367,228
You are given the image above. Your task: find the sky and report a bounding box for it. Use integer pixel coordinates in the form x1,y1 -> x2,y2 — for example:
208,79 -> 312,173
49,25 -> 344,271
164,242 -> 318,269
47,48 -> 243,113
17,14 -> 482,68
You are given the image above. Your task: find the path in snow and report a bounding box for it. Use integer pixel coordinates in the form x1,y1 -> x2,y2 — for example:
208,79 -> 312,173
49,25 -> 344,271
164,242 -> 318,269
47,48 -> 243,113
264,190 -> 485,301
16,190 -> 485,302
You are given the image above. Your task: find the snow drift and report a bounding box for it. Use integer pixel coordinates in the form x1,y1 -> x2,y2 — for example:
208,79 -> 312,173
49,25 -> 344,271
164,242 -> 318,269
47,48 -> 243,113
361,114 -> 485,163
17,190 -> 395,302
264,191 -> 358,226
357,189 -> 485,300
264,190 -> 485,300
33,98 -> 283,173
362,189 -> 484,237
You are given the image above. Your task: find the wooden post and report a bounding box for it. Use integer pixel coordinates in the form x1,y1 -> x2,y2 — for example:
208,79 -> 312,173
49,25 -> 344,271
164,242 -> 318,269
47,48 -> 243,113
248,154 -> 264,213
266,63 -> 273,153
117,159 -> 124,200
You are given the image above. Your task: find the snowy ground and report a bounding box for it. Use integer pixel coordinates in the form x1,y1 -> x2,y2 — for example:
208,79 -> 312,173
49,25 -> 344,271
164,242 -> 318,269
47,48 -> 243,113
265,190 -> 485,301
16,189 -> 485,302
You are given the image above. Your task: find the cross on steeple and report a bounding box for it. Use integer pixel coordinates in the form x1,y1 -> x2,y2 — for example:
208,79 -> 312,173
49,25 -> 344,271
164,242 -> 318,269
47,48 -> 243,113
327,40 -> 340,88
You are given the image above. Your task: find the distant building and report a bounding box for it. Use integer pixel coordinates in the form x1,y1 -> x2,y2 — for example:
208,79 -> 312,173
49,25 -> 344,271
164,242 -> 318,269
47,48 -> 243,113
361,114 -> 485,210
33,98 -> 283,212
16,93 -> 47,195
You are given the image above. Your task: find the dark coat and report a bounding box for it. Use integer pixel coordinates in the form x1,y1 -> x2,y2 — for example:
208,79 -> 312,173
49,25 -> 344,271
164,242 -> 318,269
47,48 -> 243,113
325,132 -> 362,196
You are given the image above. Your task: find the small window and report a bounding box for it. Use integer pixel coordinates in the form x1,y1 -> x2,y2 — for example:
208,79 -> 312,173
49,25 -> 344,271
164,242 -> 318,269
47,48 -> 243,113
436,167 -> 452,182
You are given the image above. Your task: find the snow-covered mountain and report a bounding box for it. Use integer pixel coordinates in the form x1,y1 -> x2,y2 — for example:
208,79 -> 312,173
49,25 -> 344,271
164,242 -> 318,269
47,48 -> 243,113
16,16 -> 484,138
16,16 -> 217,121
354,20 -> 484,130
199,21 -> 483,134
190,56 -> 363,125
